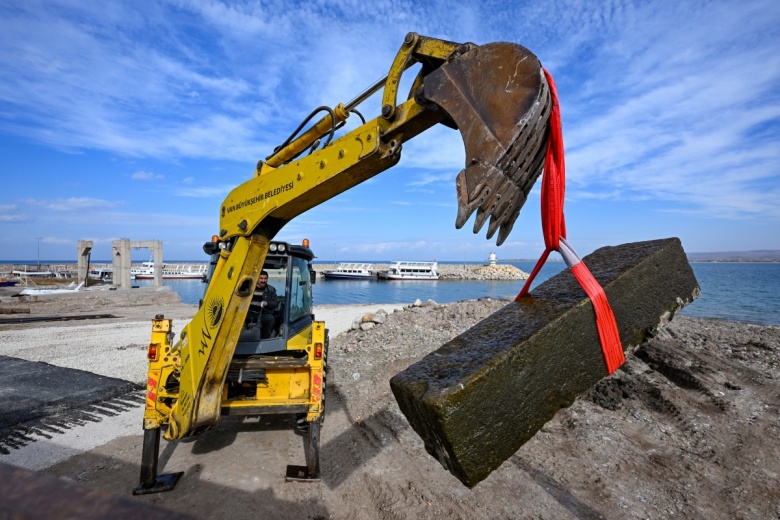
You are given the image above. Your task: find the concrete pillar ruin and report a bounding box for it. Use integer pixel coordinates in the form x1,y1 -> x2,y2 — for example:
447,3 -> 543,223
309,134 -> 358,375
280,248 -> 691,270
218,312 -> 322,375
77,240 -> 93,283
112,239 -> 132,289
111,239 -> 164,289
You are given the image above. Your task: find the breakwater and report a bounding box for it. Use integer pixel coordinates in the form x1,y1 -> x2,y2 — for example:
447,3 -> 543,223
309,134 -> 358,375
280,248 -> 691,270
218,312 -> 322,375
1,262 -> 527,282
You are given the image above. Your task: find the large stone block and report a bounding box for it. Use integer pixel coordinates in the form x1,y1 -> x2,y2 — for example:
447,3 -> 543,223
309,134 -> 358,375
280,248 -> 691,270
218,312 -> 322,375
390,238 -> 699,487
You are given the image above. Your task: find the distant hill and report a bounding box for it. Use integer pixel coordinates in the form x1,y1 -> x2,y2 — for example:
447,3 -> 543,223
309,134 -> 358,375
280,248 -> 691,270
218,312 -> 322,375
687,250 -> 780,262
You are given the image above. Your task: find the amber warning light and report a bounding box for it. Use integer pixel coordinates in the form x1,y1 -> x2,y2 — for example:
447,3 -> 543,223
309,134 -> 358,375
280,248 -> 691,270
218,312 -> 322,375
302,238 -> 310,248
148,343 -> 160,361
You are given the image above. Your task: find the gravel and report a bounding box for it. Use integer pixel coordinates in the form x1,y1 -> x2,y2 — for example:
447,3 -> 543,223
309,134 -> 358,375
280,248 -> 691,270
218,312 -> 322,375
1,291 -> 779,519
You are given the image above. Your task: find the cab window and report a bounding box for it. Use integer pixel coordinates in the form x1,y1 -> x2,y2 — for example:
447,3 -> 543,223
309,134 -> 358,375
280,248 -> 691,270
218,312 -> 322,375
289,256 -> 312,322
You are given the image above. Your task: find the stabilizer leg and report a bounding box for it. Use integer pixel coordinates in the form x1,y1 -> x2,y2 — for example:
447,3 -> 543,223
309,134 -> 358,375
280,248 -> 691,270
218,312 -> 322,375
133,427 -> 184,495
285,421 -> 321,482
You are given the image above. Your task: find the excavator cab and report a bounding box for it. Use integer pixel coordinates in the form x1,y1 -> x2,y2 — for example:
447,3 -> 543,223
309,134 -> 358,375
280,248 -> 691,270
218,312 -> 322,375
216,241 -> 317,349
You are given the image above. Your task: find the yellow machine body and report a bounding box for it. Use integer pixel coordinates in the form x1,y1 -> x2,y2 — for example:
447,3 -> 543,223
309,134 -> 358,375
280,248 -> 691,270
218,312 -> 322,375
135,32 -> 552,492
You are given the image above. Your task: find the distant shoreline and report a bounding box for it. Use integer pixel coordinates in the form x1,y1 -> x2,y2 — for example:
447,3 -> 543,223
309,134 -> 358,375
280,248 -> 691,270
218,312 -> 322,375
2,257 -> 780,266
687,259 -> 780,263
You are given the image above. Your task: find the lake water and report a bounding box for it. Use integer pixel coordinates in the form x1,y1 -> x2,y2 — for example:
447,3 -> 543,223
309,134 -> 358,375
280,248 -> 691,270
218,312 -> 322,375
132,262 -> 780,327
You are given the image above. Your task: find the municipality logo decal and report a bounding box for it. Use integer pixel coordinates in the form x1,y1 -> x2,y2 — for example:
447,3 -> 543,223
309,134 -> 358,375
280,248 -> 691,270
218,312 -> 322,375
206,296 -> 225,329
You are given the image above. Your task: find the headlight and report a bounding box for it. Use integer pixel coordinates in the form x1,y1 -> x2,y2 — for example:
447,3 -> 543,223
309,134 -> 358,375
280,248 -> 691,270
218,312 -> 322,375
278,243 -> 286,252
269,243 -> 278,252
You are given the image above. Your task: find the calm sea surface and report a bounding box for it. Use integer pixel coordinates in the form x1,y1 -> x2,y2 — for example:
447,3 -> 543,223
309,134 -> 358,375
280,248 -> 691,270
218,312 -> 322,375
132,262 -> 780,327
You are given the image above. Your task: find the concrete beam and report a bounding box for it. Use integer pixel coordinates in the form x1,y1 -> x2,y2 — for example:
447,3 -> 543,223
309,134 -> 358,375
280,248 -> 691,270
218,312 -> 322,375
390,238 -> 700,487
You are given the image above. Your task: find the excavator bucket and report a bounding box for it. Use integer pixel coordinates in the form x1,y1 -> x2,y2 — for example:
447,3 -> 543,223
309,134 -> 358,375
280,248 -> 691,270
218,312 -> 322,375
421,42 -> 551,245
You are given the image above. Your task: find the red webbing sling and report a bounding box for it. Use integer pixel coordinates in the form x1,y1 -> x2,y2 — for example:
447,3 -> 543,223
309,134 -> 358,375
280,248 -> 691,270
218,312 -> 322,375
516,69 -> 624,375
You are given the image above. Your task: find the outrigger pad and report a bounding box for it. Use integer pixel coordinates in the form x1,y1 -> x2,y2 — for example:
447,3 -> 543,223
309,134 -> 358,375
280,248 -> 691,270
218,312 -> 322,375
390,238 -> 700,487
285,465 -> 321,483
132,472 -> 184,495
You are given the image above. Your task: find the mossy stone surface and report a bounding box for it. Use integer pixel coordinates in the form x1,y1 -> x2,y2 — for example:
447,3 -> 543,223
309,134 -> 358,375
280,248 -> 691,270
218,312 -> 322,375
390,238 -> 699,487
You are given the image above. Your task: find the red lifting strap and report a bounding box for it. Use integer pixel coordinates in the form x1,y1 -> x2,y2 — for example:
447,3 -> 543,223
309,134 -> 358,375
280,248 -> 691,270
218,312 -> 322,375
516,69 -> 624,375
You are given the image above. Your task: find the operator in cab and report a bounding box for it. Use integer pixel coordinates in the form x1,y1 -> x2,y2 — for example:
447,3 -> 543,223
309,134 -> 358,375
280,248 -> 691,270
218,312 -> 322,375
247,270 -> 279,339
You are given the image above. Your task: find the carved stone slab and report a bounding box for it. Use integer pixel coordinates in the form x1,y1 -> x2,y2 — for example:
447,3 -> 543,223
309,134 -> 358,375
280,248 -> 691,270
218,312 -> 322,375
390,238 -> 700,487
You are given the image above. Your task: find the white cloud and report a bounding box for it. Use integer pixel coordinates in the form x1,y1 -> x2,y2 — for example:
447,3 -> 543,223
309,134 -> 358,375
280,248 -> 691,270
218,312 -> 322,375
40,236 -> 74,245
347,240 -> 441,254
0,214 -> 27,223
549,0 -> 780,221
21,197 -> 124,211
0,0 -> 778,259
131,170 -> 165,181
406,171 -> 456,188
174,185 -> 235,198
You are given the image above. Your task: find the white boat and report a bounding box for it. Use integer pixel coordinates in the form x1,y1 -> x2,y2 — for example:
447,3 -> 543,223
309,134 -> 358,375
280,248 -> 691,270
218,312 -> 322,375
377,261 -> 439,280
131,261 -> 207,280
12,269 -> 54,278
322,263 -> 374,280
88,264 -> 113,282
19,282 -> 85,295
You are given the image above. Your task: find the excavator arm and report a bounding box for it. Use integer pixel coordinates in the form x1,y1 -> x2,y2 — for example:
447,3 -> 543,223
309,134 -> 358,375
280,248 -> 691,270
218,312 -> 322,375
153,33 -> 552,441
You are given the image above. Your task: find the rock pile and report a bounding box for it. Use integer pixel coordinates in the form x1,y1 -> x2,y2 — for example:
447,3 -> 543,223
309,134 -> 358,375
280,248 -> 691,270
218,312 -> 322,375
437,263 -> 528,280
350,299 -> 439,331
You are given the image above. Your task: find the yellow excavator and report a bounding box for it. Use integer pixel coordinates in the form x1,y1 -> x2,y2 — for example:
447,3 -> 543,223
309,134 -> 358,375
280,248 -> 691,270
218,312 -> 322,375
134,32 -> 552,493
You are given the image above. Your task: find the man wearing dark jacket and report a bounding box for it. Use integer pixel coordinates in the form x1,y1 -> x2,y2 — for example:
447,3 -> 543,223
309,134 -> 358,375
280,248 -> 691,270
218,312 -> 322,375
247,271 -> 279,339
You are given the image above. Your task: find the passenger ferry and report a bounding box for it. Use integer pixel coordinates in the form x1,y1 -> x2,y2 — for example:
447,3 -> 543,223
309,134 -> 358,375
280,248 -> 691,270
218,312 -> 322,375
131,261 -> 207,280
377,261 -> 439,281
322,263 -> 374,280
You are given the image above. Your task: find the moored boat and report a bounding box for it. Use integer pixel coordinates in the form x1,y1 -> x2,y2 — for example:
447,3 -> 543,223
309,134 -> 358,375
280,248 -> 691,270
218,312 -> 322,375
11,269 -> 54,278
18,282 -> 85,295
377,261 -> 439,280
88,265 -> 113,282
322,263 -> 374,280
131,261 -> 207,280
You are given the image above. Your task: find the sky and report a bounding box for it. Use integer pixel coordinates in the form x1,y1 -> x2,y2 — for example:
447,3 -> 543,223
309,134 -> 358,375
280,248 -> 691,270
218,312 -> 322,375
1,0 -> 778,263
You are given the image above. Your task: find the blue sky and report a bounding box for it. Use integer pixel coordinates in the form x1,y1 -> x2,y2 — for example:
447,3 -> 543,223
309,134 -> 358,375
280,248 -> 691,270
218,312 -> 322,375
1,0 -> 778,262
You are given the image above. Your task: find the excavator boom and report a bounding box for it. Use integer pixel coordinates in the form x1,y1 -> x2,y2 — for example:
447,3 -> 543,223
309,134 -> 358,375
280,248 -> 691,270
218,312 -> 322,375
150,33 -> 551,442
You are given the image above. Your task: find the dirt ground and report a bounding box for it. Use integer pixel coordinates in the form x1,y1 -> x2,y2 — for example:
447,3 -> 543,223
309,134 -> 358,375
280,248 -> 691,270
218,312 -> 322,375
2,293 -> 779,519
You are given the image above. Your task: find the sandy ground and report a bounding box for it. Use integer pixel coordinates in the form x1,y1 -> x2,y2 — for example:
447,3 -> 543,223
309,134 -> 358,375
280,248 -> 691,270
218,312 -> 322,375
1,290 -> 779,519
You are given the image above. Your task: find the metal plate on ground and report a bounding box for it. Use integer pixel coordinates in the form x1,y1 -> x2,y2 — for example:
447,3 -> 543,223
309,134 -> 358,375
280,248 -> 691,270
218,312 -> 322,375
0,354 -> 140,453
0,313 -> 117,324
285,465 -> 321,482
